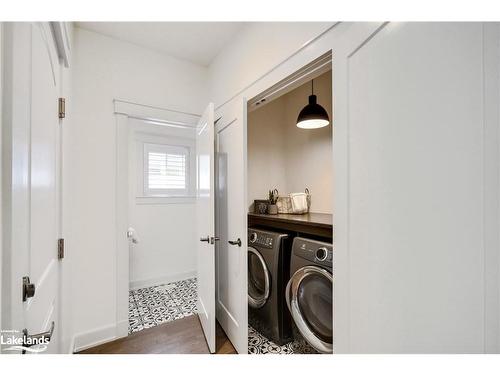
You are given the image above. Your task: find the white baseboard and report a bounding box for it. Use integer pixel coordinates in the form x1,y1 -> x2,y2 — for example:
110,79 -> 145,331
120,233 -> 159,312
116,319 -> 129,339
69,335 -> 76,354
71,320 -> 129,353
72,323 -> 120,353
129,270 -> 196,290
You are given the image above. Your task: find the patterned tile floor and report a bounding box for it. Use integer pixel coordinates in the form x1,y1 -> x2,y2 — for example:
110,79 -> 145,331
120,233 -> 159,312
129,278 -> 316,354
248,325 -> 317,354
129,278 -> 197,334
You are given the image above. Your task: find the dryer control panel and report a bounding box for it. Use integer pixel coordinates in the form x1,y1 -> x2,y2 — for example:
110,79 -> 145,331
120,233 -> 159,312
292,237 -> 333,267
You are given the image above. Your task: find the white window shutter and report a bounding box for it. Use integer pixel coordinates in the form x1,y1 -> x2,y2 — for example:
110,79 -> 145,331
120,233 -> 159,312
143,143 -> 190,196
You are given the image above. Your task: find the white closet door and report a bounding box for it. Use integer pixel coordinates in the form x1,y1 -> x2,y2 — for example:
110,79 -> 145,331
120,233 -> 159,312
215,98 -> 248,354
334,22 -> 496,353
196,103 -> 216,353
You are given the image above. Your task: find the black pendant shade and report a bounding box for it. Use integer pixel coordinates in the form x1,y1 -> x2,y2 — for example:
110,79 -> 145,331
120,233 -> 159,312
296,80 -> 330,129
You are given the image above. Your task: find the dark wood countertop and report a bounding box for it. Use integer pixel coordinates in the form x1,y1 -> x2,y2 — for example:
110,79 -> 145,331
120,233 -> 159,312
248,212 -> 332,227
248,212 -> 333,240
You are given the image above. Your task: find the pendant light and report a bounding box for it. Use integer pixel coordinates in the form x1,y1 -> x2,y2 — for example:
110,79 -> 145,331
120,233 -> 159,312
296,79 -> 330,129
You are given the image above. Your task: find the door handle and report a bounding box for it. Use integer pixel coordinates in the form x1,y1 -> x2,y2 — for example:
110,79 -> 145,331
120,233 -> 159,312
22,321 -> 54,354
201,236 -> 219,244
22,276 -> 36,302
228,238 -> 242,247
127,228 -> 139,244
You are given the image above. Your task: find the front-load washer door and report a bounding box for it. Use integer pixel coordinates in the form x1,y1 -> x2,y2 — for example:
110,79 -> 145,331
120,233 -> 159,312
286,265 -> 333,353
248,247 -> 270,309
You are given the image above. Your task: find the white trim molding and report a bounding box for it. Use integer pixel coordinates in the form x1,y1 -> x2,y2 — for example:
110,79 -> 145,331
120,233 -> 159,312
129,270 -> 196,291
72,323 -> 119,353
114,99 -> 200,126
50,22 -> 72,68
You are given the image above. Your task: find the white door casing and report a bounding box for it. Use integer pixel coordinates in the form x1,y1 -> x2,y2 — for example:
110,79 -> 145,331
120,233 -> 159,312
215,98 -> 248,354
2,22 -> 62,354
114,100 -> 201,346
196,103 -> 216,353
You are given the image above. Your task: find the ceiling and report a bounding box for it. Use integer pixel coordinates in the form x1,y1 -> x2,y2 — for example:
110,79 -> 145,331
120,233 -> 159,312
75,22 -> 247,66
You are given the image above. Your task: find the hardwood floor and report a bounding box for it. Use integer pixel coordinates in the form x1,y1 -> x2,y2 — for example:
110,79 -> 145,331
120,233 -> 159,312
77,315 -> 237,354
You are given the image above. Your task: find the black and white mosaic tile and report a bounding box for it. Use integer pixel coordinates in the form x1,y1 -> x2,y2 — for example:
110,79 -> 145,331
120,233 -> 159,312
129,278 -> 318,354
128,278 -> 197,334
247,325 -> 317,354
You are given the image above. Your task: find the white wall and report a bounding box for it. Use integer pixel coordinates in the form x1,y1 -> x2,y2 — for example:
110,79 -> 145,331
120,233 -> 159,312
247,70 -> 333,213
67,27 -> 208,350
128,119 -> 197,289
208,22 -> 334,108
247,94 -> 288,207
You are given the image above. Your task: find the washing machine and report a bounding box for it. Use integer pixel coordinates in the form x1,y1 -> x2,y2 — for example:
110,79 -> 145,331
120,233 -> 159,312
286,237 -> 333,353
248,228 -> 292,345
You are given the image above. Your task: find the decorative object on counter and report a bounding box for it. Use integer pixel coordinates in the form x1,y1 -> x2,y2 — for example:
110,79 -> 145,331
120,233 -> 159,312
254,200 -> 269,214
268,189 -> 279,215
305,188 -> 311,209
276,195 -> 292,213
289,192 -> 308,214
276,188 -> 311,214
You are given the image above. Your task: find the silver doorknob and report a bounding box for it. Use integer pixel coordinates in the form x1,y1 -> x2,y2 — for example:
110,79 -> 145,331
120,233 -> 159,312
210,236 -> 220,244
127,228 -> 139,244
200,236 -> 210,242
228,238 -> 242,247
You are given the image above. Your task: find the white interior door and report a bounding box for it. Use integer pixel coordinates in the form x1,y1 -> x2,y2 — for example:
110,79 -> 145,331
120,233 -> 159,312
196,103 -> 216,353
3,23 -> 62,354
215,98 -> 248,353
334,22 -> 498,353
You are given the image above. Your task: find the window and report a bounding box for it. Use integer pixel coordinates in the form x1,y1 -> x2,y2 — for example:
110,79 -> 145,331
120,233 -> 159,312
143,143 -> 190,197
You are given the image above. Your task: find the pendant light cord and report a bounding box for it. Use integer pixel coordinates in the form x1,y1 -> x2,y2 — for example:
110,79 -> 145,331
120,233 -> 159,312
311,79 -> 314,95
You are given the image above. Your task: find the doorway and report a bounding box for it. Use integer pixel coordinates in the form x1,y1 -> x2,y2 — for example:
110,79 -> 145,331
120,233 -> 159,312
126,117 -> 198,333
213,51 -> 334,355
245,57 -> 333,354
114,101 -> 204,339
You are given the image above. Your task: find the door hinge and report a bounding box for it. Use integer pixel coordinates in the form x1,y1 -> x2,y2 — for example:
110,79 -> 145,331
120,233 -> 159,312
57,238 -> 65,260
58,98 -> 66,119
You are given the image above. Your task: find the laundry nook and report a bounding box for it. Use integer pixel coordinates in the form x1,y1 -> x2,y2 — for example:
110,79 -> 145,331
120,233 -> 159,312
245,67 -> 333,353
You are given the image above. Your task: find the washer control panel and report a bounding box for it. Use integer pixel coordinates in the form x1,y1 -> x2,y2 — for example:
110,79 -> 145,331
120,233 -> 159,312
248,229 -> 285,249
292,237 -> 333,266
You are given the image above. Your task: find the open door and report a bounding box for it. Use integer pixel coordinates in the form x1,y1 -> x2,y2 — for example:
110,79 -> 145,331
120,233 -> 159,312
215,98 -> 248,353
2,23 -> 62,354
196,103 -> 216,353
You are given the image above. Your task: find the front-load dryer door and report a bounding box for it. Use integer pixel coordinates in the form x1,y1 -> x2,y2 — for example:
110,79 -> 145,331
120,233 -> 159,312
247,247 -> 270,309
286,266 -> 333,353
